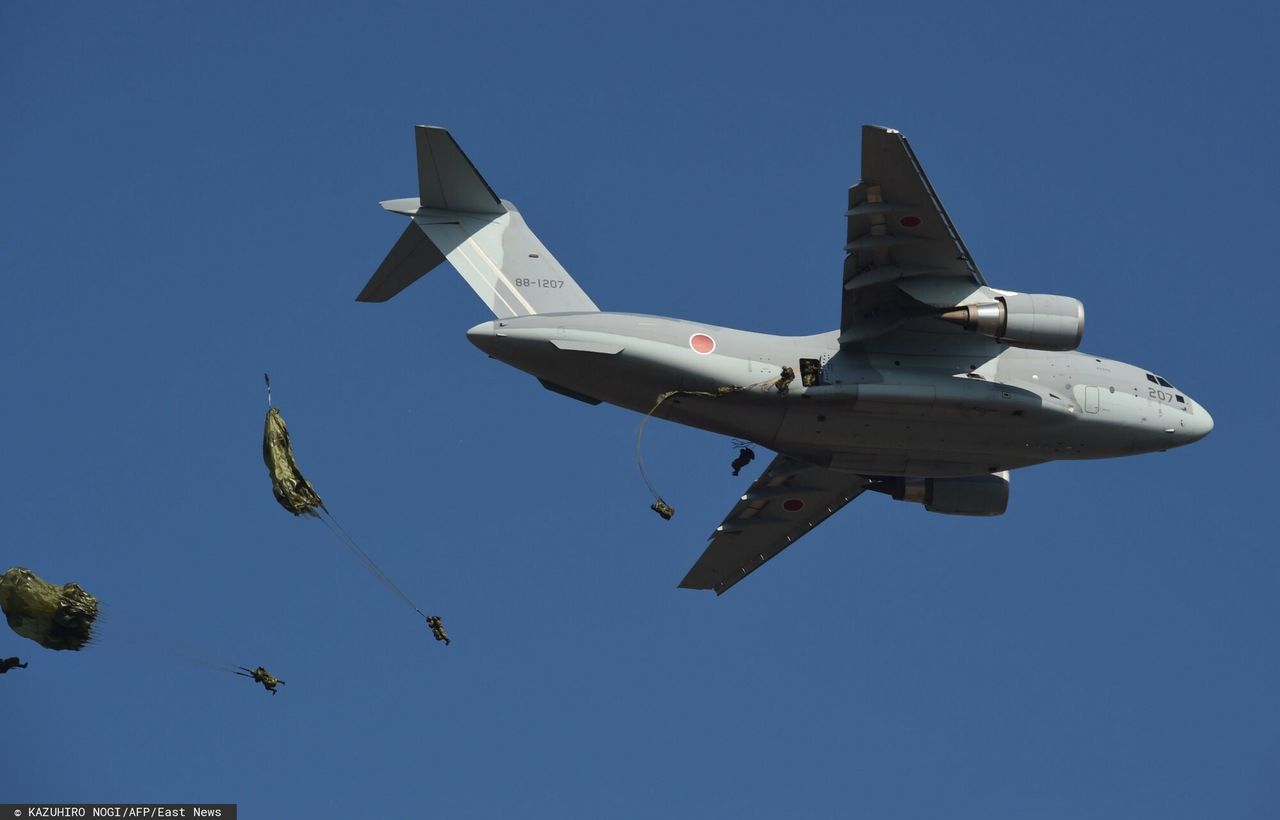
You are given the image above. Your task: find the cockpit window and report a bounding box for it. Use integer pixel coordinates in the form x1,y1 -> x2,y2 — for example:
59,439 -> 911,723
1176,394 -> 1186,403
1156,377 -> 1173,388
1146,374 -> 1158,383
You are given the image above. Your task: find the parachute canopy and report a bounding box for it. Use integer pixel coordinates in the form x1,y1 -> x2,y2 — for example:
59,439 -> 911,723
263,407 -> 324,516
0,567 -> 99,651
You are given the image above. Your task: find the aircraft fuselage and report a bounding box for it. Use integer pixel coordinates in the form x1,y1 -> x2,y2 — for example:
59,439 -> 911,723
467,311 -> 1212,478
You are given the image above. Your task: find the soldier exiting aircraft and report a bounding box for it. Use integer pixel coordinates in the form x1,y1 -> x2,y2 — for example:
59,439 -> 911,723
0,657 -> 28,674
774,366 -> 795,394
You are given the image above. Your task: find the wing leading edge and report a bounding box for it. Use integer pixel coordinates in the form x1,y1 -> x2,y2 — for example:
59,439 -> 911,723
679,456 -> 869,595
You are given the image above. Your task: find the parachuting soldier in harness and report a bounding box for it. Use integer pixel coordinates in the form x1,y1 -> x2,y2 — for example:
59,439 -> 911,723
0,656 -> 28,674
730,446 -> 756,476
650,500 -> 675,520
425,615 -> 450,646
238,665 -> 285,695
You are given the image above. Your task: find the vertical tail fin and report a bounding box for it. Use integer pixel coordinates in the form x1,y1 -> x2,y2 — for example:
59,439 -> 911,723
356,126 -> 598,317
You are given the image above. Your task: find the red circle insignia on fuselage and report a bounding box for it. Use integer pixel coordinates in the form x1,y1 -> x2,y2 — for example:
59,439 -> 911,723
899,215 -> 922,228
782,498 -> 805,512
690,333 -> 716,355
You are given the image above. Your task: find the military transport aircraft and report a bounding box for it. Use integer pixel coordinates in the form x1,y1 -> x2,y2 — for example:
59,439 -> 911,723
356,125 -> 1213,594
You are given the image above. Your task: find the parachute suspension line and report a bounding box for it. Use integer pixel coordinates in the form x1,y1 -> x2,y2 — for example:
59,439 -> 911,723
264,372 -> 273,409
316,511 -> 420,615
635,390 -> 679,504
103,617 -> 243,675
316,512 -> 397,603
635,384 -> 764,520
317,513 -> 397,601
313,511 -> 380,581
314,509 -> 427,619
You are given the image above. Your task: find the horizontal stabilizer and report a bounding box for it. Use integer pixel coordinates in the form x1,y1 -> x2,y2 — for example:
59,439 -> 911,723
356,222 -> 446,303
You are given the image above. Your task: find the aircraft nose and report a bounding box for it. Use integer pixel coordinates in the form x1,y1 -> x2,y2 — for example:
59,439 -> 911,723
1187,400 -> 1214,441
466,321 -> 501,355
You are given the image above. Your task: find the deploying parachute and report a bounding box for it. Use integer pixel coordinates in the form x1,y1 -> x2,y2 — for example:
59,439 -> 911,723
261,375 -> 444,643
264,406 -> 325,516
0,567 -> 99,651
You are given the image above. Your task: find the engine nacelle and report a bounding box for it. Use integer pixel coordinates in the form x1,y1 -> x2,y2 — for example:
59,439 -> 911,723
940,293 -> 1084,351
892,471 -> 1010,516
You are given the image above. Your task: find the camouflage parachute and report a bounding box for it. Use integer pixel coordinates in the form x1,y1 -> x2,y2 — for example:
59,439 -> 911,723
0,567 -> 99,651
263,407 -> 325,516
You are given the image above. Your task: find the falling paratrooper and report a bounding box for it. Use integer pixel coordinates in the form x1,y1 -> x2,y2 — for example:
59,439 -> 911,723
3,567 -> 284,690
237,665 -> 285,695
425,615 -> 450,646
0,567 -> 99,652
261,374 -> 448,645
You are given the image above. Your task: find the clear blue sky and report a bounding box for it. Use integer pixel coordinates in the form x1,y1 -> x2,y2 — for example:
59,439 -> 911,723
3,2 -> 1277,817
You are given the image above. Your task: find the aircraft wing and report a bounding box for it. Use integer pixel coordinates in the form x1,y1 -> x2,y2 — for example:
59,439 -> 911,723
679,456 -> 868,595
841,125 -> 986,343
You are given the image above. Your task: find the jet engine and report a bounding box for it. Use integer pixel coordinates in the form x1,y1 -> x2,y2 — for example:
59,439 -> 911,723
940,294 -> 1084,351
883,471 -> 1010,516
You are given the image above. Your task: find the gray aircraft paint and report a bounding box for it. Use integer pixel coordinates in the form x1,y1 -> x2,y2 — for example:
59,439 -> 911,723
463,313 -> 1211,474
358,125 -> 1213,594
